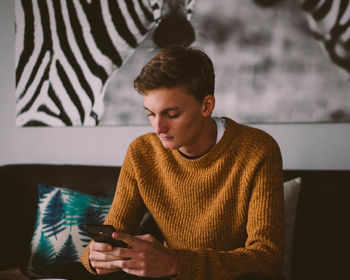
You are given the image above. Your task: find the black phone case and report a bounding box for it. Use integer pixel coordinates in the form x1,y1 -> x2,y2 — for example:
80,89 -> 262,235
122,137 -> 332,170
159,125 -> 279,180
83,224 -> 128,248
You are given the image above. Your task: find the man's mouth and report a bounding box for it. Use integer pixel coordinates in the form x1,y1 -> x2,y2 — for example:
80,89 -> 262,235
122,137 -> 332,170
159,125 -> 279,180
159,135 -> 173,141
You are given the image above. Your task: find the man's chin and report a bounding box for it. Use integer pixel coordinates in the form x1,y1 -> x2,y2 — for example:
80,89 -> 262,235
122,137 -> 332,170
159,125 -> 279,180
161,141 -> 179,150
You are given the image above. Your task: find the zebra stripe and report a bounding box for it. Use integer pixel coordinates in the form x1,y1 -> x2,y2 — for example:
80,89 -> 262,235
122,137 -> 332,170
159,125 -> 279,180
70,0 -> 112,80
253,0 -> 350,73
300,0 -> 350,72
16,0 -> 197,126
15,0 -> 157,127
16,0 -> 196,126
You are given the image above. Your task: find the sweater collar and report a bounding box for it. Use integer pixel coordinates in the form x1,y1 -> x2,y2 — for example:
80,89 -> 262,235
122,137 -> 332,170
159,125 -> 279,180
171,118 -> 238,168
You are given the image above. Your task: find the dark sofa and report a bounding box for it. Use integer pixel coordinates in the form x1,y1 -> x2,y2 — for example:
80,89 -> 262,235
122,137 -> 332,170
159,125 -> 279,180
0,164 -> 349,280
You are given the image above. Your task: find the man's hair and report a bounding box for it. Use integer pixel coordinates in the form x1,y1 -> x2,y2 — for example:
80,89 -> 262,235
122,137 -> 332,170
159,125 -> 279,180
133,45 -> 215,101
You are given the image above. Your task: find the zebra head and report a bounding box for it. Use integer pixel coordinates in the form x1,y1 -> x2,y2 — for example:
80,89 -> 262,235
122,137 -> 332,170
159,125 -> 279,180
152,0 -> 196,48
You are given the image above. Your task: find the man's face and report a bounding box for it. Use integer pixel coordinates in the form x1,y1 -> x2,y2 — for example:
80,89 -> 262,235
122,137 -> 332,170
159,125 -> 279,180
143,87 -> 206,152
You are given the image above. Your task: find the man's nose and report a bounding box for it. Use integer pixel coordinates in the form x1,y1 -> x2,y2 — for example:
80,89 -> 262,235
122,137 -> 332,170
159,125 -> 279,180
154,116 -> 167,134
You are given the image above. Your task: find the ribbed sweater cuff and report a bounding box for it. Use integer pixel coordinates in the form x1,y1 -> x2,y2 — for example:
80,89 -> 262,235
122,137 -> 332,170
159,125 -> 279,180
172,250 -> 199,280
80,245 -> 98,275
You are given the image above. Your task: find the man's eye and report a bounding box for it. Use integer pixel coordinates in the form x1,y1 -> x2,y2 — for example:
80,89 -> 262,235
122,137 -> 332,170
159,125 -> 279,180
147,113 -> 155,117
168,113 -> 180,119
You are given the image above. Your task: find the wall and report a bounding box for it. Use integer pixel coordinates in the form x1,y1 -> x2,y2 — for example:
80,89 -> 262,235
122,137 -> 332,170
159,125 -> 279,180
1,0 -> 350,169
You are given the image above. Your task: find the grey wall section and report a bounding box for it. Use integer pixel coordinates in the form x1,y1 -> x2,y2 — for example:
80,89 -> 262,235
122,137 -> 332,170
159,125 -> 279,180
1,0 -> 350,169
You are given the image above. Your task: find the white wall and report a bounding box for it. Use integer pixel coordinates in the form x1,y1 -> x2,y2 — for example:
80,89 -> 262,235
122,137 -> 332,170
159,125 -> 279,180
1,0 -> 350,169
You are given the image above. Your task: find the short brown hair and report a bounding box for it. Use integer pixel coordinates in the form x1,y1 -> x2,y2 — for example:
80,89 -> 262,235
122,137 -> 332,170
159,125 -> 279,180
133,45 -> 215,101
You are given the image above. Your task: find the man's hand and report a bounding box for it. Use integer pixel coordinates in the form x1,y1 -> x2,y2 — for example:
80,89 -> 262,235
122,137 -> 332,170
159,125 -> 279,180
89,240 -> 124,275
90,232 -> 180,278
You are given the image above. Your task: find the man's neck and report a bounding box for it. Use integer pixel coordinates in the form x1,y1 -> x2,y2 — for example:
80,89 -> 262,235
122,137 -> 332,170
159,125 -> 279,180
178,117 -> 217,158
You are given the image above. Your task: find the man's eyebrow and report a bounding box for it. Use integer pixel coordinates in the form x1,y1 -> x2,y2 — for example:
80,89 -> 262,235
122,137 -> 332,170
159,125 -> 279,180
143,106 -> 180,113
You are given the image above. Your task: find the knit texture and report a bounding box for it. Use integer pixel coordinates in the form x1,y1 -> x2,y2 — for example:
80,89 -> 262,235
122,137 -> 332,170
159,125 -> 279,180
81,118 -> 284,280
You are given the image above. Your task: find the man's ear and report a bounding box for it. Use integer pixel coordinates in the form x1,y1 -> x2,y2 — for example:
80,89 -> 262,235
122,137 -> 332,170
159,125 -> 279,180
201,95 -> 215,117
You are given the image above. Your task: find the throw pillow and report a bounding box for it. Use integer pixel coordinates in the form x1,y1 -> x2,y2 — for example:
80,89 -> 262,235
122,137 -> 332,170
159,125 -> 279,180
25,184 -> 113,278
282,177 -> 302,280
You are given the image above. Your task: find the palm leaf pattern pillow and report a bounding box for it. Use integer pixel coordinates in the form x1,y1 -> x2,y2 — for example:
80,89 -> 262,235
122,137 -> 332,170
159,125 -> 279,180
26,184 -> 113,278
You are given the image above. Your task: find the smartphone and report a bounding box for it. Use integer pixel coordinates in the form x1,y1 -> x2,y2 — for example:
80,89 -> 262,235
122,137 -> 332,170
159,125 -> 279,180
83,224 -> 128,248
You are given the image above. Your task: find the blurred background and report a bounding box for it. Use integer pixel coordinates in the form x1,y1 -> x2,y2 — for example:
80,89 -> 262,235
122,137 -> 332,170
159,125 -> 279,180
101,0 -> 350,126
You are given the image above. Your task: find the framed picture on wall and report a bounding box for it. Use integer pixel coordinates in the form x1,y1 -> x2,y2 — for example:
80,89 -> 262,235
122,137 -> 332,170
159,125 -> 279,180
15,0 -> 350,127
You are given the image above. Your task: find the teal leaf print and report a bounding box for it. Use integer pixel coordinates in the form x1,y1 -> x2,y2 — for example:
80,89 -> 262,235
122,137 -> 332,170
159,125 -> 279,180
42,190 -> 65,239
56,234 -> 79,263
38,184 -> 55,200
63,192 -> 90,231
78,223 -> 92,247
88,196 -> 113,223
78,206 -> 105,247
30,231 -> 56,277
78,196 -> 113,246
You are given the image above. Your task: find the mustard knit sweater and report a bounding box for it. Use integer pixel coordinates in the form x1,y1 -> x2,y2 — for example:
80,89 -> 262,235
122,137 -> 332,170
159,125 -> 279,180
81,118 -> 284,280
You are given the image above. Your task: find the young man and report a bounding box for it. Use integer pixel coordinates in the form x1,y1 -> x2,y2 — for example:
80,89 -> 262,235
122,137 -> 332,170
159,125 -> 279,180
81,45 -> 284,280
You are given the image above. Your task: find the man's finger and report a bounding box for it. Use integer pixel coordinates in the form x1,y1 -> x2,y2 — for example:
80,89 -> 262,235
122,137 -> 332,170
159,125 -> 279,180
133,233 -> 156,242
114,258 -> 140,271
92,259 -> 125,271
118,259 -> 149,278
90,250 -> 123,262
90,241 -> 113,251
96,268 -> 121,275
113,232 -> 156,246
113,231 -> 144,247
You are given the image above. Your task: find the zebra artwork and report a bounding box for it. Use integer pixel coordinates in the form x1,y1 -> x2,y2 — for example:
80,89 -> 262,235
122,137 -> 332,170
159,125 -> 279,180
299,0 -> 350,73
15,0 -> 196,127
254,0 -> 350,74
